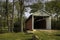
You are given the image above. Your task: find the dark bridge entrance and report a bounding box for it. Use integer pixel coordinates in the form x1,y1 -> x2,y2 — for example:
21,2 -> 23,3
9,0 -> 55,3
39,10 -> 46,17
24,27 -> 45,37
34,16 -> 46,29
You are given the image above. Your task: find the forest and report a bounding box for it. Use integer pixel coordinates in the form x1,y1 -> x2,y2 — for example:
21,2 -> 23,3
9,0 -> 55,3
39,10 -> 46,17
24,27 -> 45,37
0,0 -> 60,40
0,0 -> 60,33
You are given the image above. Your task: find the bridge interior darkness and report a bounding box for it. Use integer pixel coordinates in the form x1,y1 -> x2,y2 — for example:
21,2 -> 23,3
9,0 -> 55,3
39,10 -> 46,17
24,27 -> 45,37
34,16 -> 46,29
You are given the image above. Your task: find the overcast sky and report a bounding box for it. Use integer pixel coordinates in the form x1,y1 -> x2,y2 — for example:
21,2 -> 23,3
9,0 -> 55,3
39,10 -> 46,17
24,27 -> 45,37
1,0 -> 52,18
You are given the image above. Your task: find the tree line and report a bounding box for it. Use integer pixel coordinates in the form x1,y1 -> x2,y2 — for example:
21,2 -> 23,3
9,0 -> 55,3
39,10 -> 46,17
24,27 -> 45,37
0,0 -> 60,33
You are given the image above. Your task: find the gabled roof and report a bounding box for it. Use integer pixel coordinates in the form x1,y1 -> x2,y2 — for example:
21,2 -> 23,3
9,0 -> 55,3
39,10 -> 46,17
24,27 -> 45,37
32,10 -> 51,16
25,10 -> 52,23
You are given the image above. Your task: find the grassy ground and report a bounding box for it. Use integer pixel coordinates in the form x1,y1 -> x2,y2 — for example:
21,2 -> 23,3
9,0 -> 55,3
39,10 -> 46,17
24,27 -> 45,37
33,30 -> 60,40
0,30 -> 60,40
0,32 -> 33,40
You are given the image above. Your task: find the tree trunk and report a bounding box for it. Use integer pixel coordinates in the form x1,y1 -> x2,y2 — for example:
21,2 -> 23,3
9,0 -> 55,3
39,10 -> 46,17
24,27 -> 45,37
10,0 -> 14,32
6,0 -> 10,32
19,0 -> 24,32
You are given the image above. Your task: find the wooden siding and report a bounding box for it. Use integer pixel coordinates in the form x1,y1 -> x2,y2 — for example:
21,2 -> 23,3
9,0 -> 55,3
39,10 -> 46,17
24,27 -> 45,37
26,17 -> 32,30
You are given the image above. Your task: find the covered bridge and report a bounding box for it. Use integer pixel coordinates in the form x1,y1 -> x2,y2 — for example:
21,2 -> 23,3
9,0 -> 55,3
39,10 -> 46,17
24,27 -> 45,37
25,10 -> 51,30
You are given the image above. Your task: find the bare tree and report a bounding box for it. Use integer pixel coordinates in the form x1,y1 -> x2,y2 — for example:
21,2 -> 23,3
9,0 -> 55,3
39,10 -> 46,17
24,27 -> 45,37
18,0 -> 24,32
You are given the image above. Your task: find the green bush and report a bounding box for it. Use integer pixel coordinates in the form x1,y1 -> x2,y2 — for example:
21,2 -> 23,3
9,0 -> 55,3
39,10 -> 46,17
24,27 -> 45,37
13,21 -> 21,32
